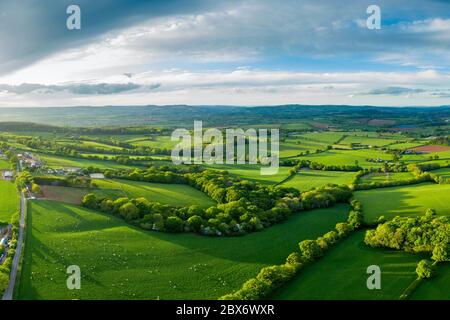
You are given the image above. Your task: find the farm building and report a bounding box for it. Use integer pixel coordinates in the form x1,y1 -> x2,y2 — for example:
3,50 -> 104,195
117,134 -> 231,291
1,170 -> 13,180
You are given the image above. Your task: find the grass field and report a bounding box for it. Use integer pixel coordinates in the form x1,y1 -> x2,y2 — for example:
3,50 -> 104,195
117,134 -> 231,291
280,139 -> 328,158
339,135 -> 399,147
204,163 -> 291,185
282,170 -> 357,191
359,172 -> 415,183
273,231 -> 424,300
37,153 -> 145,170
0,180 -> 19,222
295,132 -> 344,144
430,167 -> 450,179
355,183 -> 450,223
295,148 -> 393,168
40,185 -> 124,205
93,179 -> 216,207
18,201 -> 350,299
411,263 -> 450,300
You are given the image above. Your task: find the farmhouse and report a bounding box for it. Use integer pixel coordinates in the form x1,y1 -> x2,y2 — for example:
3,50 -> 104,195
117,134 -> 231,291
2,170 -> 13,180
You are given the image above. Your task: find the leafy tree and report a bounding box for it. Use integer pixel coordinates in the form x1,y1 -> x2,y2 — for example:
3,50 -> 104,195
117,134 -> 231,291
187,215 -> 204,232
81,193 -> 98,209
335,222 -> 353,238
416,259 -> 435,279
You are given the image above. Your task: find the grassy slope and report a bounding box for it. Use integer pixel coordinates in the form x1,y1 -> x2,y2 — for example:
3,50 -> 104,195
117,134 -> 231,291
18,201 -> 349,300
0,180 -> 19,222
273,231 -> 423,300
355,183 -> 450,223
282,170 -> 357,192
37,153 -> 144,170
359,172 -> 414,183
0,159 -> 10,170
93,179 -> 216,208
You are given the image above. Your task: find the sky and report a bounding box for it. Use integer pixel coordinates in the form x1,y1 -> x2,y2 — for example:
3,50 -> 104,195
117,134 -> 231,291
1,0 -> 450,107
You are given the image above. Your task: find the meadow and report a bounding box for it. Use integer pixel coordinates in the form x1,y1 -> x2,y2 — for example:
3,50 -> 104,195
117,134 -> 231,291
0,159 -> 10,170
37,153 -> 145,170
204,163 -> 291,185
18,201 -> 350,299
93,179 -> 216,207
358,172 -> 415,184
295,148 -> 393,168
281,170 -> 357,191
273,232 -> 424,300
355,183 -> 450,223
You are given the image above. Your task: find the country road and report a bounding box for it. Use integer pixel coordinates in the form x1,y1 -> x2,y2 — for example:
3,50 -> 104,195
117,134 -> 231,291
2,194 -> 26,300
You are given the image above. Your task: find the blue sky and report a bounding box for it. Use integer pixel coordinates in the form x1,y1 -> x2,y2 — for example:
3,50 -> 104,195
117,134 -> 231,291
1,0 -> 450,107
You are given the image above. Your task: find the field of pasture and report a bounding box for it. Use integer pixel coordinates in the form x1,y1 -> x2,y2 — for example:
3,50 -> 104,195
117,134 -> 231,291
282,170 -> 357,192
0,180 -> 18,222
273,232 -> 424,300
355,183 -> 450,223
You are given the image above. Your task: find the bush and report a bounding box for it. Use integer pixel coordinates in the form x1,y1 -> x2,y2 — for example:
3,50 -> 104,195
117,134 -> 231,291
119,202 -> 140,221
299,240 -> 323,262
165,216 -> 184,233
335,222 -> 353,238
0,272 -> 9,294
432,244 -> 450,262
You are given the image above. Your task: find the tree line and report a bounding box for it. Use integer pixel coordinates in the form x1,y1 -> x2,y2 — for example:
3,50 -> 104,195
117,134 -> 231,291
219,199 -> 363,300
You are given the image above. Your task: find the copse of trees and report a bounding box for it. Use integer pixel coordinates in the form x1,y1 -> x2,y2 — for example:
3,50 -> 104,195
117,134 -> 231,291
82,170 -> 353,237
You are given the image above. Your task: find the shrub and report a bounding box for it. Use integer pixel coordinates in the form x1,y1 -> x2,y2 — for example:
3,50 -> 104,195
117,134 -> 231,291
165,216 -> 184,233
119,202 -> 140,221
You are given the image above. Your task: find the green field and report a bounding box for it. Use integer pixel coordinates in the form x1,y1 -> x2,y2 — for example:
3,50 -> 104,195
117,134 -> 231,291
37,153 -> 144,170
93,179 -> 216,207
204,163 -> 291,185
411,263 -> 450,300
280,139 -> 328,158
282,170 -> 357,192
0,180 -> 19,222
0,159 -> 10,170
18,201 -> 350,299
355,183 -> 450,223
430,167 -> 450,179
296,132 -> 344,144
273,231 -> 424,300
296,148 -> 393,168
339,135 -> 399,147
359,172 -> 415,183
